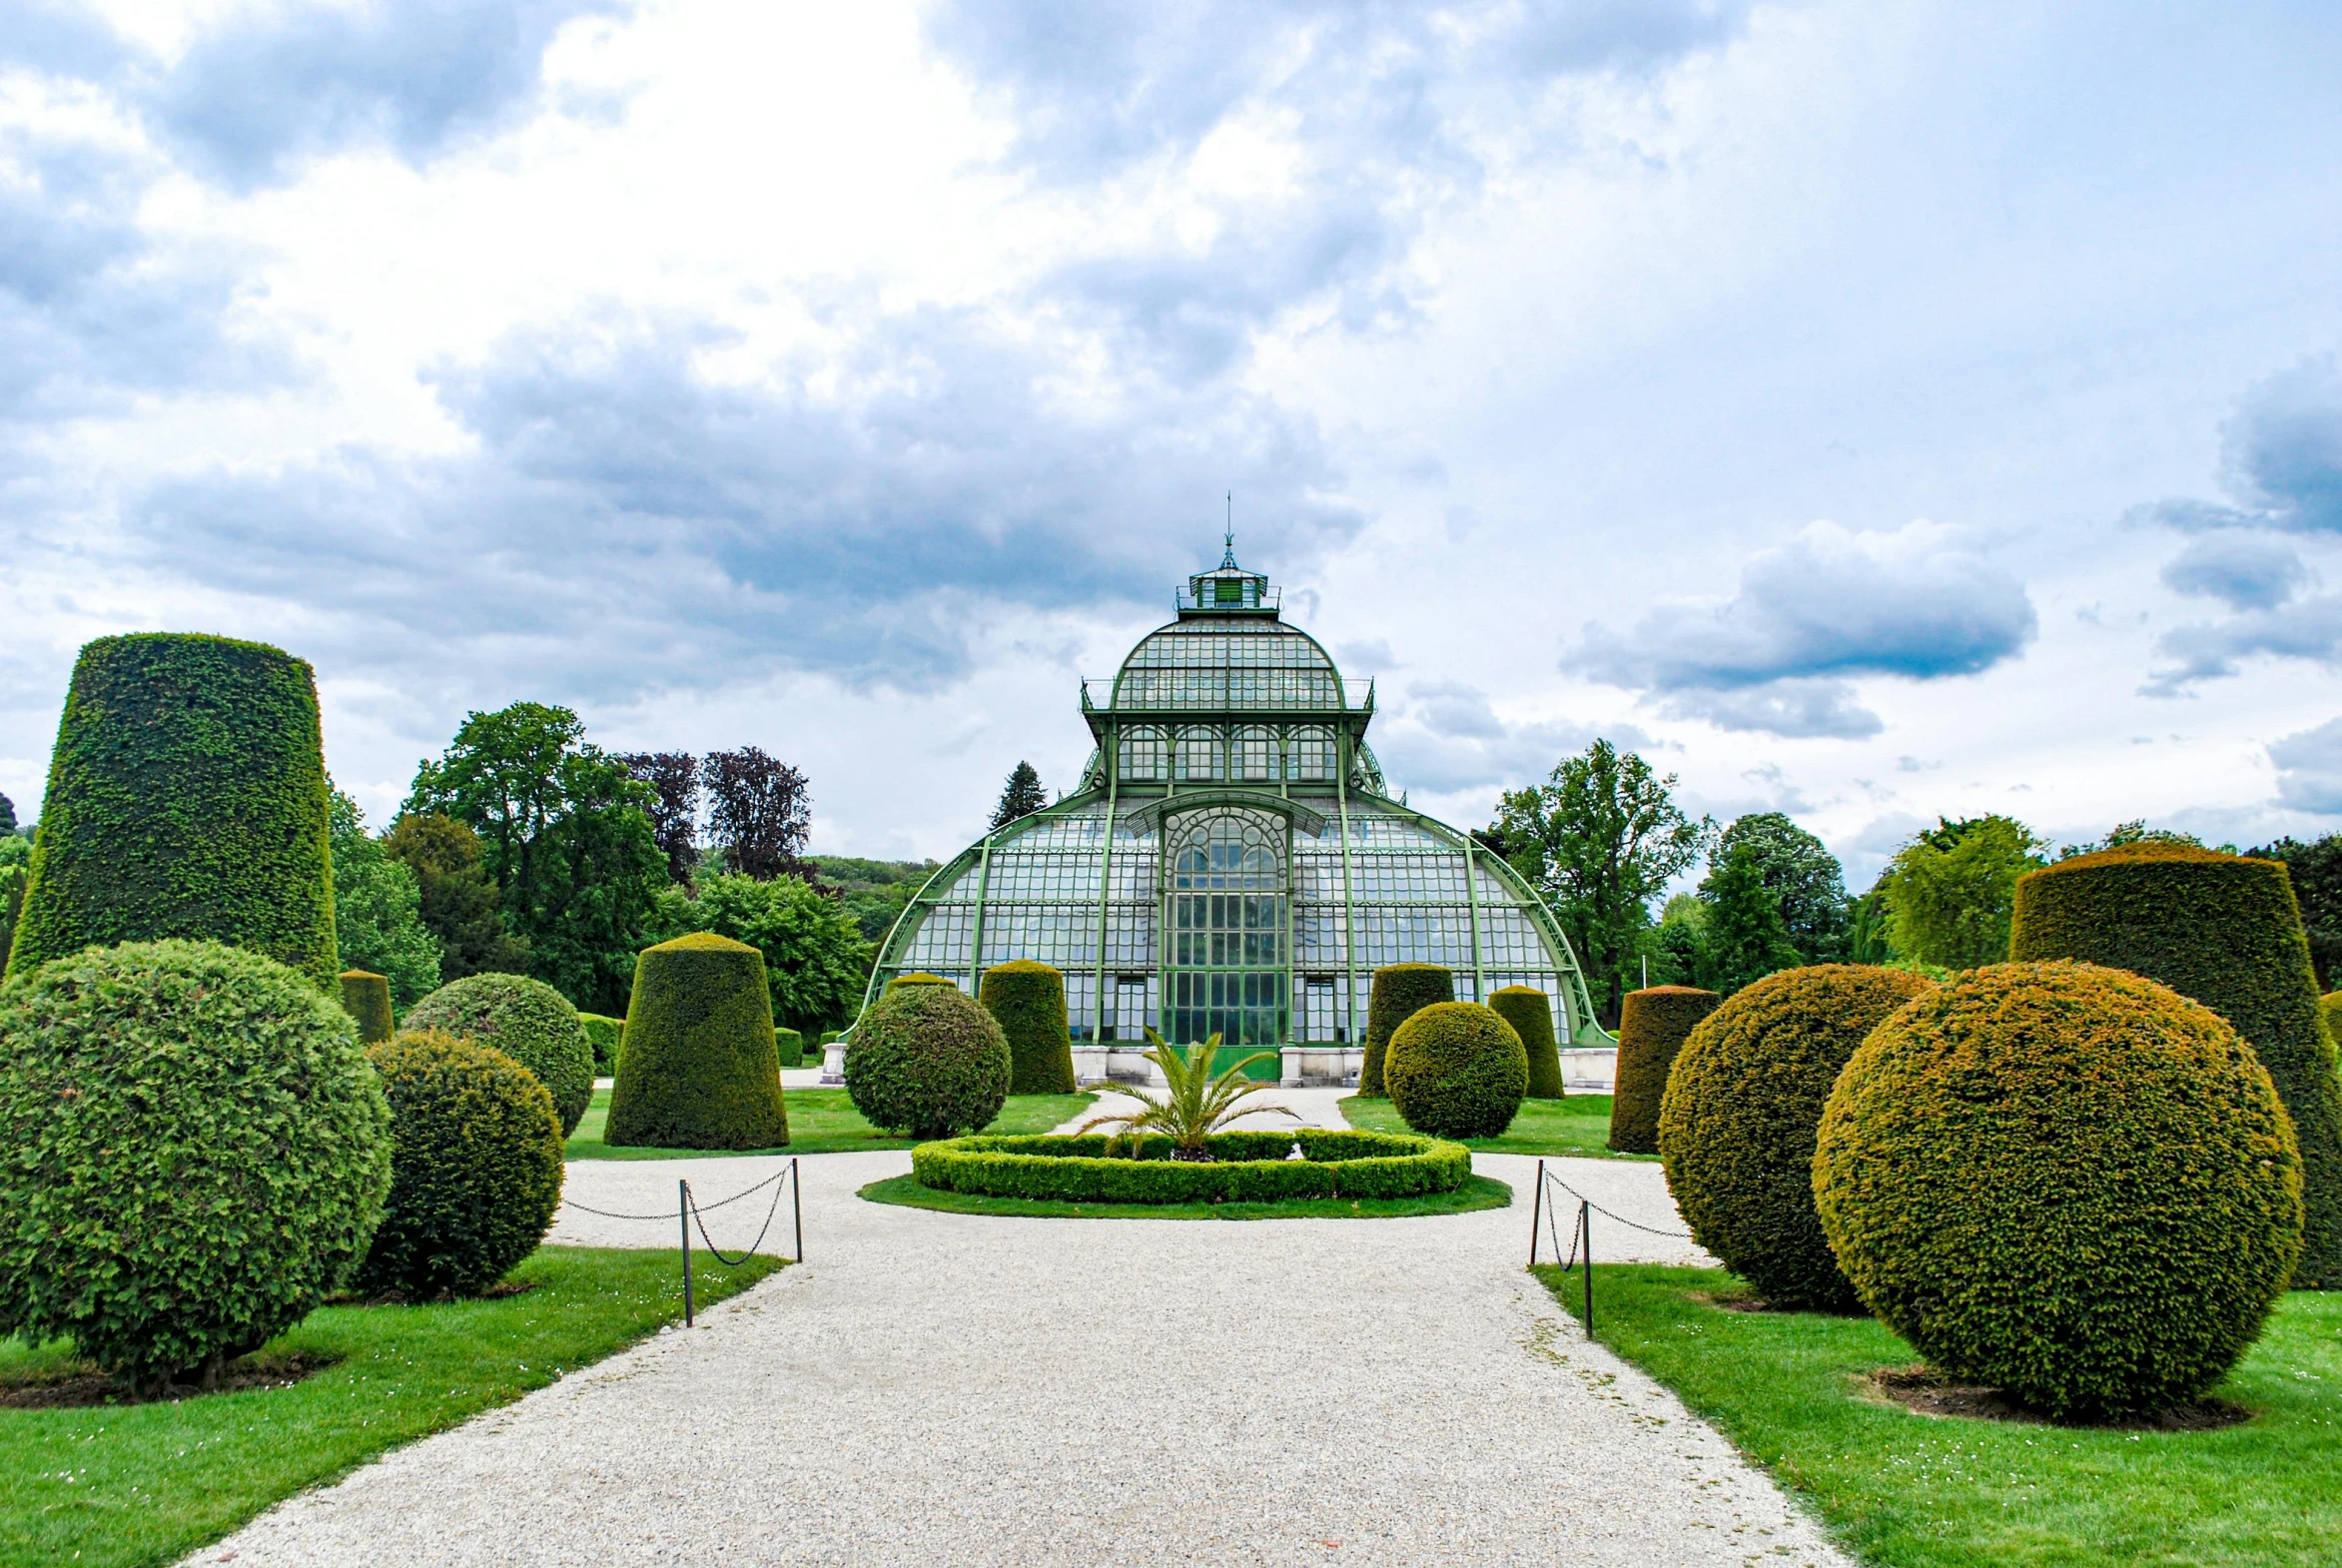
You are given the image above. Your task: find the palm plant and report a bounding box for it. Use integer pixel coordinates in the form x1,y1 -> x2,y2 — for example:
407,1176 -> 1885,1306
1075,1030 -> 1297,1161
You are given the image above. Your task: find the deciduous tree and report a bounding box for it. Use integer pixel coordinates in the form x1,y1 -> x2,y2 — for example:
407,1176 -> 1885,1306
618,751 -> 702,884
327,791 -> 443,1007
1879,815 -> 2047,968
384,812 -> 528,983
1487,740 -> 1711,1026
704,747 -> 812,881
1707,812 -> 1847,965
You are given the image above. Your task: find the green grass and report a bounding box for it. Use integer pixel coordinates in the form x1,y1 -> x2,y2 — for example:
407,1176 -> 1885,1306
0,1244 -> 783,1568
566,1087 -> 1097,1160
860,1171 -> 1514,1220
1340,1092 -> 1647,1159
1530,1262 -> 2342,1566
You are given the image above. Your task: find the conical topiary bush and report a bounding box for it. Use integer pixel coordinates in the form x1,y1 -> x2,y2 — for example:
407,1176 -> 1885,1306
1609,986 -> 1719,1154
980,960 -> 1076,1095
1488,985 -> 1564,1100
1359,964 -> 1452,1097
606,933 -> 790,1150
6,634 -> 338,988
2010,844 -> 2342,1288
340,970 -> 394,1044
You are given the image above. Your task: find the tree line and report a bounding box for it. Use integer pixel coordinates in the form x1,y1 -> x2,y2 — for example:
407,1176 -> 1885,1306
323,702 -> 870,1031
1482,739 -> 2342,1027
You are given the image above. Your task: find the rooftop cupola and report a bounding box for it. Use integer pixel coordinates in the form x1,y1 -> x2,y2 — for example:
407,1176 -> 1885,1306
1178,533 -> 1277,617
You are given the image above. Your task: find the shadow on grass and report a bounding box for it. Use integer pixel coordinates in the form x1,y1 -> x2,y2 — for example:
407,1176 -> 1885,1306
860,1171 -> 1514,1220
567,1088 -> 1097,1160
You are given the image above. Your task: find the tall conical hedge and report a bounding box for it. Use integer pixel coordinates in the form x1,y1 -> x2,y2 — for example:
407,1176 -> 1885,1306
6,634 -> 338,988
1359,964 -> 1452,1097
1609,986 -> 1719,1154
980,960 -> 1077,1095
340,970 -> 394,1044
606,932 -> 790,1150
2010,844 -> 2342,1288
1488,985 -> 1564,1100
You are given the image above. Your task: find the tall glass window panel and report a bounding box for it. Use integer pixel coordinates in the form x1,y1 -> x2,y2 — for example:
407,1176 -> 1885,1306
1286,726 -> 1334,781
1119,726 -> 1168,781
1175,729 -> 1226,782
1234,726 -> 1278,782
1167,810 -> 1287,1047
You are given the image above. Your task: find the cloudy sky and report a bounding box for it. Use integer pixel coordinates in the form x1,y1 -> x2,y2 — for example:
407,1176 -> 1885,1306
3,0 -> 2339,885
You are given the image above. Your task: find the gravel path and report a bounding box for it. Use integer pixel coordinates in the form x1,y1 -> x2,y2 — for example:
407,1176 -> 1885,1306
192,1146 -> 1847,1567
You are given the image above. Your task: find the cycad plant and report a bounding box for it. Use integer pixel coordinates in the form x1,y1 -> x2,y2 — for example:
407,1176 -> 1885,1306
1075,1031 -> 1297,1161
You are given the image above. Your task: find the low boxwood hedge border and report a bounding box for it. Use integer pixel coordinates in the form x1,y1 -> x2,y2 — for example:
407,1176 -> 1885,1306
909,1128 -> 1470,1204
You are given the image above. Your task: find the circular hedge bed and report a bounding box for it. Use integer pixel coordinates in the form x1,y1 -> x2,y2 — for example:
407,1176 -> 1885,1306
910,1128 -> 1469,1204
1816,960 -> 2303,1417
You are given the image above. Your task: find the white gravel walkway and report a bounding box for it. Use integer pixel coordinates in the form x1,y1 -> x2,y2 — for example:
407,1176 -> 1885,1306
192,1145 -> 1848,1568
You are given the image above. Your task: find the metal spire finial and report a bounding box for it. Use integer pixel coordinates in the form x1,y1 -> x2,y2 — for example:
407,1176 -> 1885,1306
1221,491 -> 1237,568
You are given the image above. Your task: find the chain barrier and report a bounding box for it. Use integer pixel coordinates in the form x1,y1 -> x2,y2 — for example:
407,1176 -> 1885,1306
1526,1159 -> 1697,1340
555,1158 -> 802,1327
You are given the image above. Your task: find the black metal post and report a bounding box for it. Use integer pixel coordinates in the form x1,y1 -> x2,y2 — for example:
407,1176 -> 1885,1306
1529,1159 -> 1544,1265
680,1178 -> 693,1327
791,1157 -> 803,1263
1580,1200 -> 1593,1337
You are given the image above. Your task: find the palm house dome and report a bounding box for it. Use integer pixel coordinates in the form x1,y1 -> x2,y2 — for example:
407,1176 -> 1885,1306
855,540 -> 1609,1088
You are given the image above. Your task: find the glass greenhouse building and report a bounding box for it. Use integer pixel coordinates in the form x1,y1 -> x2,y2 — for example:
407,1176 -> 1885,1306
862,546 -> 1614,1086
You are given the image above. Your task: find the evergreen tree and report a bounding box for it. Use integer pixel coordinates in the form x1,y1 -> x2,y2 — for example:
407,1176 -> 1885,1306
1701,841 -> 1803,994
991,761 -> 1048,830
2250,833 -> 2342,991
384,812 -> 529,983
326,790 -> 444,1007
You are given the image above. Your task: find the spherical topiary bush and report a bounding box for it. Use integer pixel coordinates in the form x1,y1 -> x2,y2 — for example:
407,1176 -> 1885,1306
1360,964 -> 1453,1097
1386,1002 -> 1528,1140
1489,986 -> 1564,1101
606,933 -> 790,1150
403,973 -> 595,1137
356,1030 -> 563,1299
341,969 -> 394,1044
5,634 -> 339,988
1816,961 -> 2303,1417
578,1012 -> 625,1075
2010,844 -> 2342,1289
0,941 -> 390,1387
981,959 -> 1077,1095
845,982 -> 1011,1140
1657,965 -> 1934,1311
1610,986 -> 1720,1155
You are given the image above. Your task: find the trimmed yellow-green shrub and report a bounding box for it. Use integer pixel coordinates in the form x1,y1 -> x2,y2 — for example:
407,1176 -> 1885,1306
1609,986 -> 1720,1154
1386,1001 -> 1528,1140
1359,964 -> 1453,1097
2325,990 -> 2342,1052
0,940 -> 390,1386
1658,965 -> 1934,1310
1816,961 -> 2303,1417
846,980 -> 1010,1140
578,1012 -> 625,1075
2010,843 -> 2342,1288
1489,985 -> 1564,1100
605,933 -> 790,1150
403,973 -> 595,1138
776,1026 -> 805,1068
889,972 -> 956,988
340,969 -> 394,1044
980,959 -> 1077,1095
5,634 -> 338,988
356,1030 -> 563,1299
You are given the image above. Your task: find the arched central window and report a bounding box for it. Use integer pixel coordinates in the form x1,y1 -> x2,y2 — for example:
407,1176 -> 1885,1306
1166,809 -> 1287,1054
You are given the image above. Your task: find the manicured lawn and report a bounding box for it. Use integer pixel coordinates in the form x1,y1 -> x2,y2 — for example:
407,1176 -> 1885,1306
1531,1262 -> 2342,1567
1340,1092 -> 1645,1159
566,1088 -> 1097,1160
0,1244 -> 784,1568
862,1171 -> 1514,1220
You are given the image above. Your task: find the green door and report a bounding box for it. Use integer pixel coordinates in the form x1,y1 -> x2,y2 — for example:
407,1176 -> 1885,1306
1166,809 -> 1287,1080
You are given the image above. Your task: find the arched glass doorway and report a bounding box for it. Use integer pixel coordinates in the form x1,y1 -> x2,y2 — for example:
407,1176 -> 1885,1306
1165,809 -> 1288,1069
